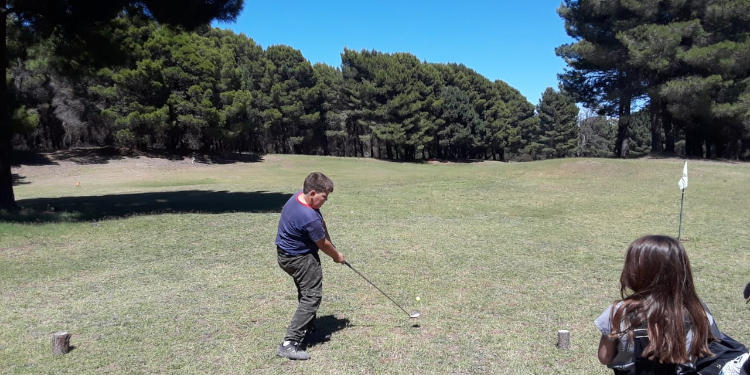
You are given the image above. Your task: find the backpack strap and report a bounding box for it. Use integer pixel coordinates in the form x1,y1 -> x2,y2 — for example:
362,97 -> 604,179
626,325 -> 697,375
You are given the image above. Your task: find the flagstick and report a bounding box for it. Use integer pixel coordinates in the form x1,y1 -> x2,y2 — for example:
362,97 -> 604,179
677,160 -> 688,241
678,188 -> 685,240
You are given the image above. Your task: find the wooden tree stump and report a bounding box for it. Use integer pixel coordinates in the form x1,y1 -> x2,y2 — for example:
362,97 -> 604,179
557,330 -> 570,350
52,332 -> 71,355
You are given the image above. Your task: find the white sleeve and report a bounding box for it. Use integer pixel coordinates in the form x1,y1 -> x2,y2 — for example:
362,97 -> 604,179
595,304 -> 615,335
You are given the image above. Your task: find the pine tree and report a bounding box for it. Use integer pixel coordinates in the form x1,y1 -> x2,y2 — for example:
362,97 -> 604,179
557,0 -> 644,158
537,87 -> 579,158
1,0 -> 244,210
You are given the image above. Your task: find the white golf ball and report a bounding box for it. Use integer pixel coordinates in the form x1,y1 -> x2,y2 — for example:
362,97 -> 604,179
415,296 -> 421,302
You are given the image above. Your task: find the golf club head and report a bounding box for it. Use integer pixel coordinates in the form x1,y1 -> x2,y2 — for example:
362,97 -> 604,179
409,311 -> 421,318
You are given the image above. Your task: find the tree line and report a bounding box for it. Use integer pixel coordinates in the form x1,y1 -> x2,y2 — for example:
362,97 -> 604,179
9,12 -> 582,163
558,0 -> 750,159
4,0 -> 748,211
2,0 -> 247,210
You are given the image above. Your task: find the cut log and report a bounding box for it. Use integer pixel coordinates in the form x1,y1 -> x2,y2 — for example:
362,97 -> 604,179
52,332 -> 71,355
557,330 -> 570,350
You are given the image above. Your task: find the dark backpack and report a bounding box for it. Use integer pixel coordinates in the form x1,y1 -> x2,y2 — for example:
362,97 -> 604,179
693,333 -> 748,375
612,327 -> 748,375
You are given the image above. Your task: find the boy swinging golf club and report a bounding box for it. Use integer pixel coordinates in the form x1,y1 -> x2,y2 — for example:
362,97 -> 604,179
274,172 -> 420,360
275,172 -> 345,360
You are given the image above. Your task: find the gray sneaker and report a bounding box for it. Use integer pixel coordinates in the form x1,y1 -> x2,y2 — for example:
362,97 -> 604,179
276,341 -> 310,360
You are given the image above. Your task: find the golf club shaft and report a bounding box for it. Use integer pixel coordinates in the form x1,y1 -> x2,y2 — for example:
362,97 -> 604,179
344,261 -> 411,316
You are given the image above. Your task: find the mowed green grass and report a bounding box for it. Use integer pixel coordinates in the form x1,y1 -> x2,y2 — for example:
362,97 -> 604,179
2,154 -> 748,374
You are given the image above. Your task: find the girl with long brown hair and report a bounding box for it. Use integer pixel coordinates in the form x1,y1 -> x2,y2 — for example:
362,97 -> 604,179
595,235 -> 748,374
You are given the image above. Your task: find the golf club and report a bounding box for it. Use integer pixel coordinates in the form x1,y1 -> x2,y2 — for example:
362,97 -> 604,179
344,261 -> 420,319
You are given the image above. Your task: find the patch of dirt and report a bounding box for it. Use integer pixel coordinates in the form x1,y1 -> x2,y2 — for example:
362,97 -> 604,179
0,243 -> 37,254
11,147 -> 262,182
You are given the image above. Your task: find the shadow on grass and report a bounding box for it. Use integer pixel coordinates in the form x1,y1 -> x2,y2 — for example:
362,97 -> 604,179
12,173 -> 29,186
192,152 -> 263,164
52,147 -> 264,164
1,190 -> 289,223
11,147 -> 264,166
50,147 -> 126,164
10,150 -> 59,166
303,315 -> 350,349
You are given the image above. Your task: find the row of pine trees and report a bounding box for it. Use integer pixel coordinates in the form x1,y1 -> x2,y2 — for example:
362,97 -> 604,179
10,12 -> 586,162
12,2 -> 746,162
558,0 -> 750,159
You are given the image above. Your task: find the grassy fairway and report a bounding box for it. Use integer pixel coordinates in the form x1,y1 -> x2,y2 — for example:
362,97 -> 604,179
2,154 -> 749,374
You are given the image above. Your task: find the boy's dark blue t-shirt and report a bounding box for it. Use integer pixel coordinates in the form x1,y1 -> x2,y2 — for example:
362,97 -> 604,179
275,191 -> 326,256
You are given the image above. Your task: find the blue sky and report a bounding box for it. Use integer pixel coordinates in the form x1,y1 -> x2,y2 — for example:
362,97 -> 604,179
213,1 -> 574,105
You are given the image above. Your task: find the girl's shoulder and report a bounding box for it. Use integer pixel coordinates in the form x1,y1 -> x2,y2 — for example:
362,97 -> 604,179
595,301 -> 625,334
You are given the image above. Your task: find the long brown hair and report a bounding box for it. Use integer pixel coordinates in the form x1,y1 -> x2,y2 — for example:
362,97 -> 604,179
609,235 -> 713,363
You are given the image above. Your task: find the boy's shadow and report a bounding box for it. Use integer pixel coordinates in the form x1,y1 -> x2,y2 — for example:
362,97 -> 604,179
302,315 -> 350,349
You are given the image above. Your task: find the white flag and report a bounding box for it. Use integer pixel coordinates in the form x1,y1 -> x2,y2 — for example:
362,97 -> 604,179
678,161 -> 688,190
